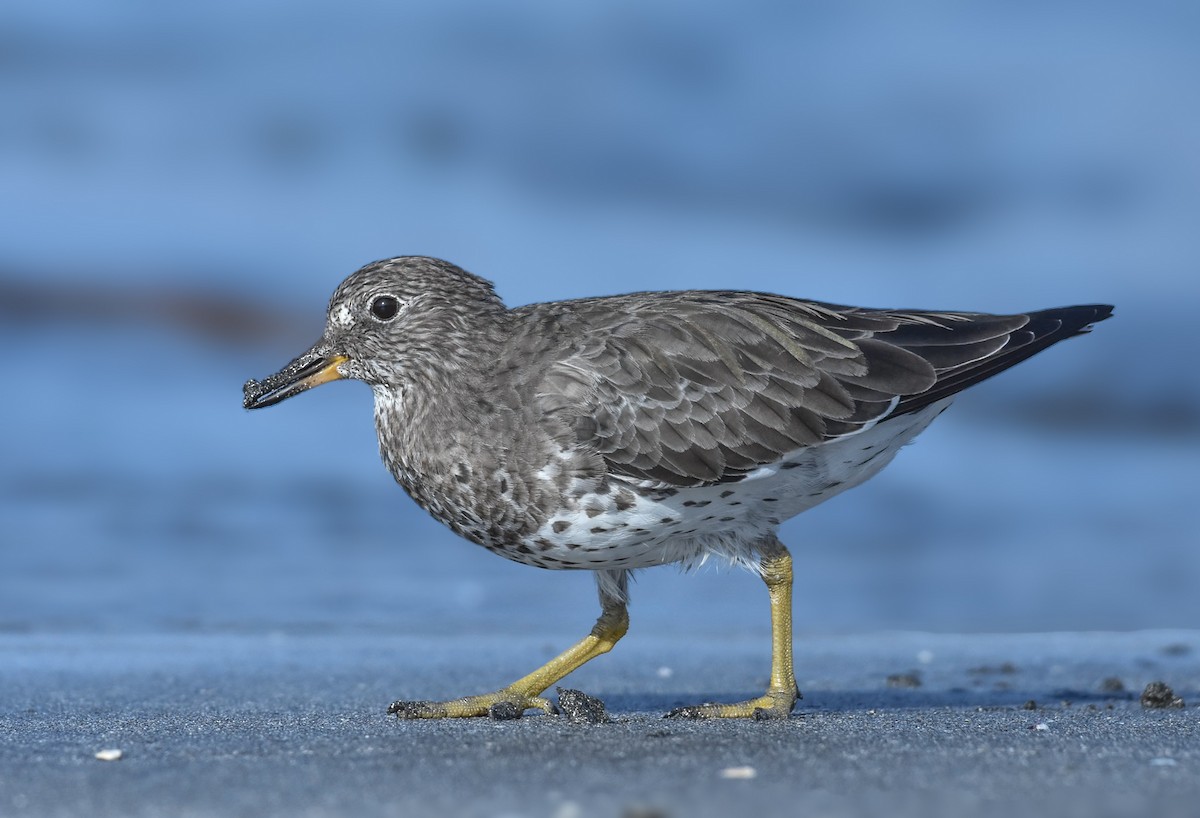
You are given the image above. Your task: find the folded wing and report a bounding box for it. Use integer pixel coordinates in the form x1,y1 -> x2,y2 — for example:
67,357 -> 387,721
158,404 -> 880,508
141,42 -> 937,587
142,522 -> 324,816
533,292 -> 1111,487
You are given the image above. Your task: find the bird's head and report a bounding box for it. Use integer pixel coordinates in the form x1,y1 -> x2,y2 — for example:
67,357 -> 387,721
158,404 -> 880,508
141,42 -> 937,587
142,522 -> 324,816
243,256 -> 505,409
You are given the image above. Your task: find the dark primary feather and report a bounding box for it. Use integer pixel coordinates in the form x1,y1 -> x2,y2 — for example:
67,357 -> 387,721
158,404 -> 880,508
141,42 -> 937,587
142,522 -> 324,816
527,293 -> 1112,488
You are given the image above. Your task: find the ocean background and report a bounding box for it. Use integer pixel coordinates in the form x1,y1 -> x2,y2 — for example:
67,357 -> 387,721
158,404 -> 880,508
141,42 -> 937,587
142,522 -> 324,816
1,0 -> 1198,644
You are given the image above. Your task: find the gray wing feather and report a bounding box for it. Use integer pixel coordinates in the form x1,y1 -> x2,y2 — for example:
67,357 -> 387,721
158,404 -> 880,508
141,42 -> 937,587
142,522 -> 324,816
528,292 -> 1110,487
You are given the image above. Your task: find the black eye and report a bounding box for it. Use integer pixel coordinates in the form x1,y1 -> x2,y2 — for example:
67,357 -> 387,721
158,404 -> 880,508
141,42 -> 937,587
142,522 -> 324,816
370,295 -> 400,321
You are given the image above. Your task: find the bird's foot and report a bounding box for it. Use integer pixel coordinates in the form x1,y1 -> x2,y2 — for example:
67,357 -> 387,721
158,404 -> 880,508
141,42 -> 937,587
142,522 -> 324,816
388,688 -> 557,720
664,688 -> 799,720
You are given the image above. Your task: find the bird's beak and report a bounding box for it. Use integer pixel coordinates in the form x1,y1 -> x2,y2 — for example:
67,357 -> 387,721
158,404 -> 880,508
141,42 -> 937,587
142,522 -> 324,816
243,344 -> 350,410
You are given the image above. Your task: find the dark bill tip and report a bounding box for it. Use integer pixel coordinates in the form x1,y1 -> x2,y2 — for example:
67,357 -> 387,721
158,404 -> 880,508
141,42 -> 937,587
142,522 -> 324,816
243,351 -> 349,410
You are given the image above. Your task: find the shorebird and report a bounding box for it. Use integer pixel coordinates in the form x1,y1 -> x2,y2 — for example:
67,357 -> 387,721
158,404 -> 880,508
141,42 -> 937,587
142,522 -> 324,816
244,256 -> 1111,719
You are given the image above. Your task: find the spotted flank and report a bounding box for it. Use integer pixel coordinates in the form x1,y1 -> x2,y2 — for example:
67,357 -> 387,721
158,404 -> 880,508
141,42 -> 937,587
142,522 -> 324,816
520,398 -> 953,572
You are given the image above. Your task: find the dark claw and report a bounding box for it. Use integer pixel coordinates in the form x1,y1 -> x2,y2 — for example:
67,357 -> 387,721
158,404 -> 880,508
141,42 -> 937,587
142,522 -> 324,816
388,699 -> 435,718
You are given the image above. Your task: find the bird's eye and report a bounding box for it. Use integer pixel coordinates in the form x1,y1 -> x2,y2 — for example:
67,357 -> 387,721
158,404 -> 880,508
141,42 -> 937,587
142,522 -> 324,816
370,295 -> 400,321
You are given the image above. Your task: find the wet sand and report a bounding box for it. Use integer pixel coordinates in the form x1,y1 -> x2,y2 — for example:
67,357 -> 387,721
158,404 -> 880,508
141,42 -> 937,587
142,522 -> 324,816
3,630 -> 1198,818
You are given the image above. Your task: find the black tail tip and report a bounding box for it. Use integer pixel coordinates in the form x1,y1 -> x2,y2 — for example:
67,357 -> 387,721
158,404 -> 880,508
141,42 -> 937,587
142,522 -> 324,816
1035,303 -> 1114,337
1075,303 -> 1115,332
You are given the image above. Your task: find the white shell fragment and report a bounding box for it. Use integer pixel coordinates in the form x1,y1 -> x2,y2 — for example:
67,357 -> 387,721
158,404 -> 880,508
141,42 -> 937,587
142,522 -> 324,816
94,748 -> 123,762
719,765 -> 758,780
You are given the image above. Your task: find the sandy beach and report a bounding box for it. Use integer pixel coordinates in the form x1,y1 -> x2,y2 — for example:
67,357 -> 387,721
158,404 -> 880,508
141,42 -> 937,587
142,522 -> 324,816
4,630 -> 1198,818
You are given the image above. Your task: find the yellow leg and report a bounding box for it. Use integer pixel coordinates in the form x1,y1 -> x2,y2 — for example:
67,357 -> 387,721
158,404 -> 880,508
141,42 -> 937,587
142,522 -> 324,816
666,539 -> 800,719
389,588 -> 629,719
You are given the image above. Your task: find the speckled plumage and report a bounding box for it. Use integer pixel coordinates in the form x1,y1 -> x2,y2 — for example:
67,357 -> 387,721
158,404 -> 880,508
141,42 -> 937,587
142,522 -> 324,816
244,255 -> 1112,719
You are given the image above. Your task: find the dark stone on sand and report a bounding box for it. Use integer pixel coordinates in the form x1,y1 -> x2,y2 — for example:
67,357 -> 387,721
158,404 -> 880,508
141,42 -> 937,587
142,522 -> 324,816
556,687 -> 611,724
1140,681 -> 1185,709
887,672 -> 922,688
1100,676 -> 1126,693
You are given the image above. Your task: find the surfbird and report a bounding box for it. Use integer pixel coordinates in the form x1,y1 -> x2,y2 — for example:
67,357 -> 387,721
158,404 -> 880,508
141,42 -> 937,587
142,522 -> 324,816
243,256 -> 1112,720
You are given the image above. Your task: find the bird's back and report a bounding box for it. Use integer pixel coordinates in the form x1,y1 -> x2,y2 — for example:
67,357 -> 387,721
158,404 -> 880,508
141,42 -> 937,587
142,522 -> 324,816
509,291 -> 1112,489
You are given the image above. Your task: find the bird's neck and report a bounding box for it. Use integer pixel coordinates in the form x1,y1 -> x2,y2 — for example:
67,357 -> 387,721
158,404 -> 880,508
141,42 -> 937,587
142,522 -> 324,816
370,313 -> 510,493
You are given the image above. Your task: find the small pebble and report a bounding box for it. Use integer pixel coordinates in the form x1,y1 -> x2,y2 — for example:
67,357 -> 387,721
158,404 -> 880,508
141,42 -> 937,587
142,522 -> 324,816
1140,681 -> 1185,709
1099,677 -> 1125,693
886,672 -> 922,689
556,688 -> 611,724
94,749 -> 123,762
1033,722 -> 1050,732
719,766 -> 757,780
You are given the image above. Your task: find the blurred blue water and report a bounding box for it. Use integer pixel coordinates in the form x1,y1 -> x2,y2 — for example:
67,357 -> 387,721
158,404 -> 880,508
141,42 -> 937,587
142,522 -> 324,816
1,1 -> 1198,637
